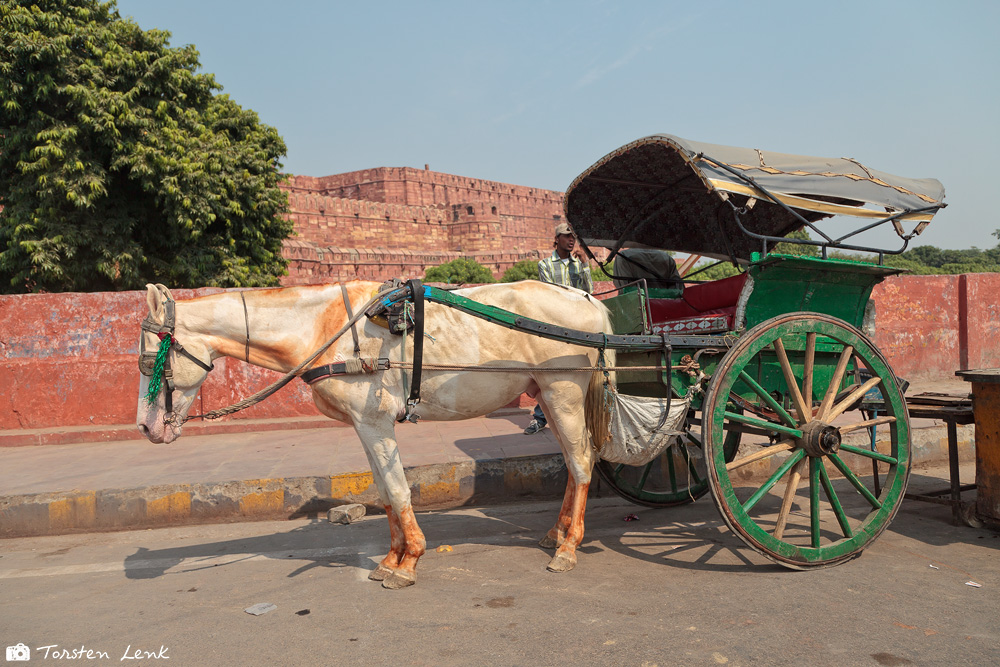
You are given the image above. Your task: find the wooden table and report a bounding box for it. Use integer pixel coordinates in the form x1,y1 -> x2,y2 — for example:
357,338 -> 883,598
902,399 -> 975,525
957,369 -> 1000,528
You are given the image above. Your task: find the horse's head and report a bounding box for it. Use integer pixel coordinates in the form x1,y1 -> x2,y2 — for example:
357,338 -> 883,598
136,284 -> 215,444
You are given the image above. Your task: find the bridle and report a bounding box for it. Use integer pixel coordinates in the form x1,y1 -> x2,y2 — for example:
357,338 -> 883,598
138,294 -> 214,423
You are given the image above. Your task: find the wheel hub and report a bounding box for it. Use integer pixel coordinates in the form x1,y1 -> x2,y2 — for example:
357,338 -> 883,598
798,420 -> 841,457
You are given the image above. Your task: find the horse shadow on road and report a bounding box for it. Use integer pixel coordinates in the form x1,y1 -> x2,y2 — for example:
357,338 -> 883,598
120,470 -> 997,582
119,497 -> 779,582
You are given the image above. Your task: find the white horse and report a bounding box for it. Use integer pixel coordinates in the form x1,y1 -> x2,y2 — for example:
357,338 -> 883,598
135,280 -> 614,588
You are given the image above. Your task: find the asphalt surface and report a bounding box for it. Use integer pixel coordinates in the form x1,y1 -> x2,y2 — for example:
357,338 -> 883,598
0,378 -> 977,538
1,469 -> 997,667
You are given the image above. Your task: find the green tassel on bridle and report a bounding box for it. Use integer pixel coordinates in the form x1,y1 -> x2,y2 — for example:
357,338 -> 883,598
144,335 -> 173,405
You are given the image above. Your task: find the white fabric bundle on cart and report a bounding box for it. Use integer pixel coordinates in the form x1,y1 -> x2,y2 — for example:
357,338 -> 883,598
597,392 -> 691,466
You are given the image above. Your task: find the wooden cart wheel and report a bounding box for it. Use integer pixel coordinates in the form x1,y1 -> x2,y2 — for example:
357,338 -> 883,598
595,413 -> 740,508
703,313 -> 910,569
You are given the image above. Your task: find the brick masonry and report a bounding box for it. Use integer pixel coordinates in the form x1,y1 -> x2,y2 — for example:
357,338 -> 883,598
279,167 -> 571,284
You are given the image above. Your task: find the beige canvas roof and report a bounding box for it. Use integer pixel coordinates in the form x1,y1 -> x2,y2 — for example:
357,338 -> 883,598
565,134 -> 946,262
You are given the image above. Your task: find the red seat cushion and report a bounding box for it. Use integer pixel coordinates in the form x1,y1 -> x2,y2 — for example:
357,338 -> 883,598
648,273 -> 748,332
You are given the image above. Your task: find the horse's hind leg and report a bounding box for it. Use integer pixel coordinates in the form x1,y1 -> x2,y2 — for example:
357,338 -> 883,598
537,386 -> 596,573
540,474 -> 575,549
546,474 -> 590,572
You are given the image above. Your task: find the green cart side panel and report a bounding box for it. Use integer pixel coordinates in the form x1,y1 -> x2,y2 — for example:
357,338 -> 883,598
604,286 -> 684,335
744,254 -> 902,331
604,291 -> 647,335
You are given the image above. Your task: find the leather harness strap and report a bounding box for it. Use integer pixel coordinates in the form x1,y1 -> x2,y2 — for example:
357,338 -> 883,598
340,283 -> 361,356
300,357 -> 389,384
399,278 -> 424,422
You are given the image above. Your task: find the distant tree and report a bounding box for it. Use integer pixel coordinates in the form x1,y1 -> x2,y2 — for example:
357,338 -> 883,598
773,229 -> 821,257
685,228 -> 818,281
500,259 -> 538,282
591,258 -> 614,282
0,0 -> 292,293
424,258 -> 496,284
685,260 -> 741,281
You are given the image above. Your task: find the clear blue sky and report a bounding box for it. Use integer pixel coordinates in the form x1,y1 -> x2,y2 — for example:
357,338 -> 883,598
115,0 -> 999,251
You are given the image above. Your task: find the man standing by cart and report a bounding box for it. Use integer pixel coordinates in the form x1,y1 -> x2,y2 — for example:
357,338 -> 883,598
523,222 -> 593,435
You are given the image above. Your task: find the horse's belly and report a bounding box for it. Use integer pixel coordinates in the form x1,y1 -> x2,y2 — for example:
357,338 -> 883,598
416,372 -> 530,420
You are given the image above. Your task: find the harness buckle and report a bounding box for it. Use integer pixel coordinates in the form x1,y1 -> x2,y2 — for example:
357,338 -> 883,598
400,398 -> 420,424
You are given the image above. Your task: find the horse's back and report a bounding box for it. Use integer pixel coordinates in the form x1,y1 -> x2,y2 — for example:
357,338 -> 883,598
454,281 -> 610,333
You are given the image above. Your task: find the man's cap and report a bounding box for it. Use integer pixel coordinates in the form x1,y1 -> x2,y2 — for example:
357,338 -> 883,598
554,222 -> 575,237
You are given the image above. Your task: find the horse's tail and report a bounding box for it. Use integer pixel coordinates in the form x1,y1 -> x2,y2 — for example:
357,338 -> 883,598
585,301 -> 616,452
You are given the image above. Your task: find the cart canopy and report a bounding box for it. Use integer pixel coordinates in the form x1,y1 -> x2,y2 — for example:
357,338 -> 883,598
565,134 -> 945,263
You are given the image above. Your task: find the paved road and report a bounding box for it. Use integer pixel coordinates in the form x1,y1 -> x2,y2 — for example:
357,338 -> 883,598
1,468 -> 998,667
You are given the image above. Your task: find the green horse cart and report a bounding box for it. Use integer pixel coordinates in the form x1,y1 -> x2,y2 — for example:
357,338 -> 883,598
566,134 -> 946,569
372,133 -> 945,570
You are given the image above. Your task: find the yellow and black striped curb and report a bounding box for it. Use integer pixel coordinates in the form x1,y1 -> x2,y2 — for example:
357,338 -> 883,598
0,424 -> 974,539
0,455 -> 570,538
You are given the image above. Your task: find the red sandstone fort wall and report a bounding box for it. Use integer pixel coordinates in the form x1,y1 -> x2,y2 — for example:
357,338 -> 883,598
279,168 -> 569,284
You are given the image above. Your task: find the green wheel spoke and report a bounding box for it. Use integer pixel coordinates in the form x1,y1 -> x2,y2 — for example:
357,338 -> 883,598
828,452 -> 882,509
737,370 -> 798,427
819,461 -> 854,539
636,460 -> 654,491
838,443 -> 897,465
666,449 -> 678,493
810,458 -> 822,548
724,411 -> 803,439
686,456 -> 705,486
742,449 -> 806,512
703,313 -> 910,569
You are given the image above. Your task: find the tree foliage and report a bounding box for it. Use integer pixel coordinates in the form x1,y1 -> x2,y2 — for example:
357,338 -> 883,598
0,0 -> 293,293
885,244 -> 1000,274
424,257 -> 496,284
500,259 -> 537,282
683,228 -> 1000,280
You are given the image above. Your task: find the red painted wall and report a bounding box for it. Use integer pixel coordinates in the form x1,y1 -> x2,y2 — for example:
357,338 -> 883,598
1,274 -> 998,432
0,288 -> 321,431
871,274 -> 1000,381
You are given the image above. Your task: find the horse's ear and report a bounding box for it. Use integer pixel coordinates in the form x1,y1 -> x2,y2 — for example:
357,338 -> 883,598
145,283 -> 164,320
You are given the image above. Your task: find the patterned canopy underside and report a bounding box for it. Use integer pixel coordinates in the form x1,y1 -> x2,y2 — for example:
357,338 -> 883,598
564,135 -> 945,263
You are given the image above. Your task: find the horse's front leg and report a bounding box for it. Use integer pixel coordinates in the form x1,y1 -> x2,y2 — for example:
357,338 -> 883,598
355,421 -> 426,589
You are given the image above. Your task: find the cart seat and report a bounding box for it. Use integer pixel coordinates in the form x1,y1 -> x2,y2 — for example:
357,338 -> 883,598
648,273 -> 748,334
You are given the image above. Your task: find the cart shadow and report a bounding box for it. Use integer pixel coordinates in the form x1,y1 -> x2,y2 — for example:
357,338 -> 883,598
585,490 -> 789,573
883,470 -> 1000,549
121,468 -> 995,582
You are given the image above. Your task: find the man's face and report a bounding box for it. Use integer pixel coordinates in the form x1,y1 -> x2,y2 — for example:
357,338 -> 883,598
556,233 -> 576,254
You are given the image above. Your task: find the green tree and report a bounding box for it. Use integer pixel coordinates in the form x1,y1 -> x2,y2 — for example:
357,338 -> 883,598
773,228 -> 821,257
424,257 -> 496,284
591,257 -> 614,282
501,259 -> 538,282
0,0 -> 292,293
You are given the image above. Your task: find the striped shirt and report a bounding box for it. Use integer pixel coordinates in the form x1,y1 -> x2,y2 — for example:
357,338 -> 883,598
537,251 -> 593,294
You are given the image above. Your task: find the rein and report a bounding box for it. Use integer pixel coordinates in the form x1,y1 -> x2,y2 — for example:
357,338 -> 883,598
141,285 -> 399,426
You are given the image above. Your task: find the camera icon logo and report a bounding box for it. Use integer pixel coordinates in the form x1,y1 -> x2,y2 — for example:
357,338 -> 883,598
6,643 -> 31,661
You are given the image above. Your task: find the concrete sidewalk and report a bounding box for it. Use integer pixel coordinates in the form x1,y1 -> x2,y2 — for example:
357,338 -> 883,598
0,378 -> 975,538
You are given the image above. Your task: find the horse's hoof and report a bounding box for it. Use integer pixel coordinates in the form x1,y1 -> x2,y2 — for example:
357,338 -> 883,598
382,570 -> 416,589
368,564 -> 395,581
538,534 -> 558,549
546,552 -> 576,573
